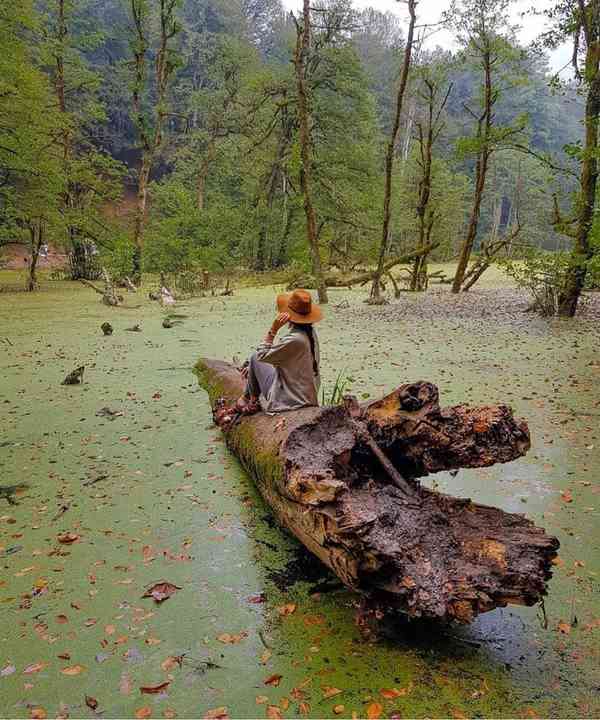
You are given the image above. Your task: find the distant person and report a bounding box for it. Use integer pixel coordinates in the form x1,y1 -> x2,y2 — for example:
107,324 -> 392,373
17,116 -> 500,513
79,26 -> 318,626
236,289 -> 323,415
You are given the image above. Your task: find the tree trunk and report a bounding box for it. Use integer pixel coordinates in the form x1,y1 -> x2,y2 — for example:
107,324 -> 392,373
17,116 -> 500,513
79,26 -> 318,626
452,48 -> 494,294
132,154 -> 151,285
369,0 -> 417,303
129,0 -> 180,286
196,359 -> 559,623
27,223 -> 43,292
196,141 -> 215,211
294,0 -> 328,304
558,39 -> 600,316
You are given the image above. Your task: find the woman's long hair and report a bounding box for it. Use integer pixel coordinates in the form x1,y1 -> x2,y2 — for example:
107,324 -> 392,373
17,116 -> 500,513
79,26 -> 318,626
291,322 -> 318,375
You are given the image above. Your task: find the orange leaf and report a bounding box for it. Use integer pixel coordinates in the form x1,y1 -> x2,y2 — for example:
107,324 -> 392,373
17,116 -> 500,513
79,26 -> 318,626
141,681 -> 171,695
298,703 -> 310,716
161,656 -> 183,672
85,696 -> 99,710
30,708 -> 47,719
267,707 -> 283,719
56,614 -> 68,624
57,533 -> 80,544
120,672 -> 133,695
366,702 -> 383,719
557,620 -> 572,634
277,603 -> 297,616
260,650 -> 272,665
322,686 -> 343,699
142,582 -> 181,604
203,708 -> 229,720
380,688 -> 402,699
23,662 -> 46,674
217,632 -> 248,644
105,624 -> 116,635
264,673 -> 282,687
333,705 -> 345,715
135,707 -> 152,719
451,710 -> 468,719
61,664 -> 86,676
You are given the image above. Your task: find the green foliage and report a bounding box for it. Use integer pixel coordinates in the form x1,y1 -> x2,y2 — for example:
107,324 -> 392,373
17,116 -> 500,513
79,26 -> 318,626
321,369 -> 353,406
500,248 -> 600,315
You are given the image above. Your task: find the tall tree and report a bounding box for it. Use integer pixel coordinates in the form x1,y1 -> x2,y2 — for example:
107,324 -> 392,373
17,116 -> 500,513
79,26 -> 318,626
409,61 -> 452,291
39,0 -> 123,280
369,0 -> 417,304
543,0 -> 600,316
292,0 -> 328,303
448,0 -> 526,293
128,0 -> 181,285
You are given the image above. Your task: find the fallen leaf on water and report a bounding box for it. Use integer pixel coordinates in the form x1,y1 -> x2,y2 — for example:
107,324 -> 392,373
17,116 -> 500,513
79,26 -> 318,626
322,686 -> 343,699
380,688 -> 401,699
256,696 -> 269,705
333,705 -> 345,715
217,632 -> 248,644
557,620 -> 572,634
298,702 -> 310,716
366,702 -> 383,719
247,594 -> 266,604
163,709 -> 177,718
56,614 -> 68,624
161,656 -> 183,672
57,653 -> 71,661
142,582 -> 181,604
85,696 -> 99,710
23,662 -> 45,674
277,603 -> 296,616
451,710 -> 468,719
57,533 -> 80,544
120,672 -> 133,695
561,491 -> 573,503
203,708 -> 229,720
30,708 -> 47,719
61,664 -> 86,676
1,664 -> 16,676
143,546 -> 156,563
264,673 -> 282,687
140,681 -> 171,694
280,698 -> 289,711
267,706 -> 282,719
260,649 -> 272,665
145,636 -> 162,646
135,707 -> 152,719
105,624 -> 116,635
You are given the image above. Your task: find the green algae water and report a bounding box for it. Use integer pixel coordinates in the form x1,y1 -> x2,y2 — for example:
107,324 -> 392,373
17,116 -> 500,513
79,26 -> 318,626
1,274 -> 599,719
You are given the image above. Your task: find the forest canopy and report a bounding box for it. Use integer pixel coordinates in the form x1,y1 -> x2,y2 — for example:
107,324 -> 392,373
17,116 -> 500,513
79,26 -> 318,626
1,0 -> 598,315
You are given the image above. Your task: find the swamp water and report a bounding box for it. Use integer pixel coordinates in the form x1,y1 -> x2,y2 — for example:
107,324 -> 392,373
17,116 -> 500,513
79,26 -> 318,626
0,278 -> 599,718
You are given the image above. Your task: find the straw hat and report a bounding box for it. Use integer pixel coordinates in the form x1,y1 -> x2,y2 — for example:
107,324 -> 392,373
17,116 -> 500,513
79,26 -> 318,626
276,289 -> 323,324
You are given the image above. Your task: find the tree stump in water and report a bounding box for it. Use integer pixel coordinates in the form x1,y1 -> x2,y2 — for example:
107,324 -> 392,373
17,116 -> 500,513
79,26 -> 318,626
196,359 -> 559,623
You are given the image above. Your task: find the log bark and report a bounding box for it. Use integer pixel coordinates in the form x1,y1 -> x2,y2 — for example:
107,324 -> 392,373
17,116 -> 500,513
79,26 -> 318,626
196,360 -> 559,623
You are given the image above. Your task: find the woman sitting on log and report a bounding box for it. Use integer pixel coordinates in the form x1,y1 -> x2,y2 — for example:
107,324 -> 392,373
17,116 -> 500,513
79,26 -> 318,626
232,289 -> 323,418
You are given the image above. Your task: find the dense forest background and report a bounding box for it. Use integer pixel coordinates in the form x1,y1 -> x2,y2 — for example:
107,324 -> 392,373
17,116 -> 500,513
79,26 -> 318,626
1,0 -> 598,314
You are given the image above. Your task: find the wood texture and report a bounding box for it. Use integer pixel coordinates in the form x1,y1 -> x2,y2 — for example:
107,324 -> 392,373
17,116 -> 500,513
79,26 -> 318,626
196,359 -> 559,623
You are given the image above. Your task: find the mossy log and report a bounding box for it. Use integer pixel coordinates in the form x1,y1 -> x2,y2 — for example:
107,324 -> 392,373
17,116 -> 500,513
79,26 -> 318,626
196,359 -> 559,623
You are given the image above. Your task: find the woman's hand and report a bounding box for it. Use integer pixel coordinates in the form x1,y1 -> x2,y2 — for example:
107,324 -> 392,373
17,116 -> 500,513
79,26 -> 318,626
270,312 -> 290,335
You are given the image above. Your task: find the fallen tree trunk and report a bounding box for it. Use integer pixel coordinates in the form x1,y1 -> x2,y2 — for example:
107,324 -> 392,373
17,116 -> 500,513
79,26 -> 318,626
326,244 -> 437,288
196,360 -> 559,623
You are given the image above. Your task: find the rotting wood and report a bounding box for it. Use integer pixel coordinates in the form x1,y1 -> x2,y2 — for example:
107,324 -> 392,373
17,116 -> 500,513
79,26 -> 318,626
196,359 -> 559,623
